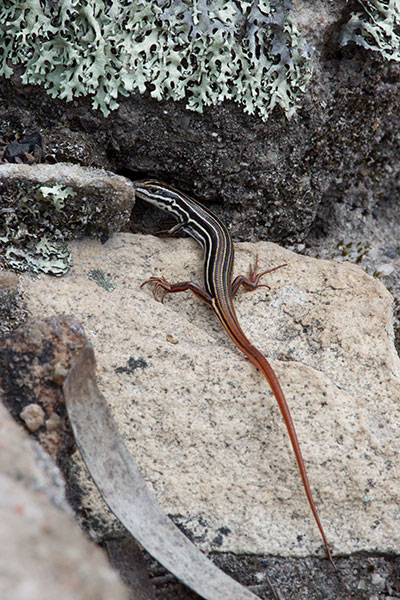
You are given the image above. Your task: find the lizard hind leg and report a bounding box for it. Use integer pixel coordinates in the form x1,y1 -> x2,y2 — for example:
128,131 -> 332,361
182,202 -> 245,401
141,276 -> 213,305
231,256 -> 287,296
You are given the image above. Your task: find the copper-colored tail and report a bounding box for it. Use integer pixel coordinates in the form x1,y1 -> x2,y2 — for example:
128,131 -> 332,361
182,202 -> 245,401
217,310 -> 334,566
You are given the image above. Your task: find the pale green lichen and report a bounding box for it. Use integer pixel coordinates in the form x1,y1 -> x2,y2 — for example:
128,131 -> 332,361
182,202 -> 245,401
5,237 -> 71,277
88,268 -> 115,292
341,0 -> 400,61
0,0 -> 313,120
39,184 -> 76,212
0,183 -> 75,276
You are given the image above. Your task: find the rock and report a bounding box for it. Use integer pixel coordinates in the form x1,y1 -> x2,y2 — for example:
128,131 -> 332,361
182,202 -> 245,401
0,3 -> 399,245
0,163 -> 134,233
0,400 -> 129,600
0,163 -> 135,275
20,403 -> 45,431
0,313 -> 158,599
18,232 -> 400,558
0,271 -> 26,335
105,537 -> 157,600
376,263 -> 394,277
370,572 -> 386,589
0,315 -> 86,461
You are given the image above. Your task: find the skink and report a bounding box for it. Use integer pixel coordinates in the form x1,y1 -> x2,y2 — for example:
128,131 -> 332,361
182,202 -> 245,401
134,179 -> 333,565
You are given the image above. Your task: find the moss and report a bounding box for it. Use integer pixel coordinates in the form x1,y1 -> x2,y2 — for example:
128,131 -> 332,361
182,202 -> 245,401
336,239 -> 371,263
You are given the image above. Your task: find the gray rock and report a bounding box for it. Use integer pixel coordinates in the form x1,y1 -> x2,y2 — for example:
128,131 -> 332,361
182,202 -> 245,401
0,271 -> 26,335
0,3 -> 399,245
0,163 -> 135,275
0,401 -> 129,600
19,233 -> 400,559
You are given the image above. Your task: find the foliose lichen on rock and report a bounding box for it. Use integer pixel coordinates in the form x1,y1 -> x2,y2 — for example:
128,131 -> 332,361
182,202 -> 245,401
0,1 -> 399,122
1,183 -> 74,276
0,164 -> 134,277
0,0 -> 314,120
340,0 -> 400,61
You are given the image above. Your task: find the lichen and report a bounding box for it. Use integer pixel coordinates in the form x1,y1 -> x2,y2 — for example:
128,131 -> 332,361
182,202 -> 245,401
88,268 -> 115,292
115,356 -> 149,374
4,237 -> 71,277
0,0 -> 313,120
0,183 -> 75,276
341,0 -> 400,61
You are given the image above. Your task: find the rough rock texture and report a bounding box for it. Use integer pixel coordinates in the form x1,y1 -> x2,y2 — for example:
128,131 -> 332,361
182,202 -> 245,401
0,1 -> 399,596
0,163 -> 135,275
18,233 -> 400,560
0,315 -> 85,460
0,270 -> 26,335
0,3 -> 399,245
0,395 -> 129,600
0,163 -> 134,232
0,314 -> 158,599
304,185 -> 400,365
